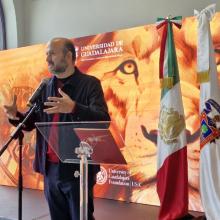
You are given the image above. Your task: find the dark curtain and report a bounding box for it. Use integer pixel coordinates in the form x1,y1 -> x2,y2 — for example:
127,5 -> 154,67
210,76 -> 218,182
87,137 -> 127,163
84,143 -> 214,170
0,0 -> 6,50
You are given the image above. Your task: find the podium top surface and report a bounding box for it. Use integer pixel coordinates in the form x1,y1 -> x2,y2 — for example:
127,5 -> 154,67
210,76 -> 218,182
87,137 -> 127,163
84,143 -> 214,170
35,121 -> 130,165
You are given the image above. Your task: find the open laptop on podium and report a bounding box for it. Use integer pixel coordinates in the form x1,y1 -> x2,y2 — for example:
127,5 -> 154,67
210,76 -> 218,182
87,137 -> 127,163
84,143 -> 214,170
35,121 -> 131,220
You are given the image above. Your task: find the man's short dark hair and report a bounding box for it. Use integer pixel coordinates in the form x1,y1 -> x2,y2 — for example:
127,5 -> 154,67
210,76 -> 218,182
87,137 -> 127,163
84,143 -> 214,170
63,39 -> 76,61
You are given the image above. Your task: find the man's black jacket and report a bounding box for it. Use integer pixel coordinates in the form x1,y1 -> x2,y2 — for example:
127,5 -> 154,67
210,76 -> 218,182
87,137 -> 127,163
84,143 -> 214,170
10,67 -> 110,181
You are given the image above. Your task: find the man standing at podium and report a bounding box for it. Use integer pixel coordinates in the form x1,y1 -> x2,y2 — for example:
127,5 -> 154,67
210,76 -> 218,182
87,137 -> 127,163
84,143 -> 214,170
4,37 -> 110,220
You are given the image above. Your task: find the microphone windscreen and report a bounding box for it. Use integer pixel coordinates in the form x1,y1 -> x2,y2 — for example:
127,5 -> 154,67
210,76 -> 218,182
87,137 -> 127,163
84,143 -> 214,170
27,78 -> 49,107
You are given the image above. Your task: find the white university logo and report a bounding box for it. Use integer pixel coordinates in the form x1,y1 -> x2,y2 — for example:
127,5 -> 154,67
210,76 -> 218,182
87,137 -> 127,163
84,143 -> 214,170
96,166 -> 108,185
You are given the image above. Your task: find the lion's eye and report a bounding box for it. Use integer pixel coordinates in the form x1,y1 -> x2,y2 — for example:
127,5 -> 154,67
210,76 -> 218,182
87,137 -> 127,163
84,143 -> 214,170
123,62 -> 136,74
117,60 -> 138,75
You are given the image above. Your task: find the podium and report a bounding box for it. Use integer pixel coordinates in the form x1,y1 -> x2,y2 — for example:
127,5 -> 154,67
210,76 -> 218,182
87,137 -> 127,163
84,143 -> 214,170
35,121 -> 130,220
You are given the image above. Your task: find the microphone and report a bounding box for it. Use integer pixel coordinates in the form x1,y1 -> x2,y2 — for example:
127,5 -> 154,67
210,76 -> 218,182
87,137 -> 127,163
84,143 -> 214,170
27,78 -> 49,107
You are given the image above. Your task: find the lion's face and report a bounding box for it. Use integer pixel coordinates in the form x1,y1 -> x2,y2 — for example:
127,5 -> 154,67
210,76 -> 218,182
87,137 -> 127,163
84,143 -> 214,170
76,14 -> 220,210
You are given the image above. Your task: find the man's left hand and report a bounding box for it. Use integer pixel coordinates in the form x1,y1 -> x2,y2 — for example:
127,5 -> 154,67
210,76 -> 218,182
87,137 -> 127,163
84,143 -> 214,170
44,88 -> 76,114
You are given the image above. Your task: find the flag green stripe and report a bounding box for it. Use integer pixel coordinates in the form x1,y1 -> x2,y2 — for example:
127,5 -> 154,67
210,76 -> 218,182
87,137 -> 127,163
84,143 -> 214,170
161,21 -> 180,99
168,22 -> 180,84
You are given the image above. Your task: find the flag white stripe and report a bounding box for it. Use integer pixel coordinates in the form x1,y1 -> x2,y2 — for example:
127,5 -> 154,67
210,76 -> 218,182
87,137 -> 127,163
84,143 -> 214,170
163,40 -> 169,77
157,83 -> 187,169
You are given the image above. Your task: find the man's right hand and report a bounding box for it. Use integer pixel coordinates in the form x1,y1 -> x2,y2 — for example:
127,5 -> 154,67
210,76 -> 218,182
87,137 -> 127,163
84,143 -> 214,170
3,95 -> 19,120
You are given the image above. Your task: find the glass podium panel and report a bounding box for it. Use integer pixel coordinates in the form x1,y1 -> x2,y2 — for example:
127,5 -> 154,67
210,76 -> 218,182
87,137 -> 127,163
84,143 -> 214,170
35,121 -> 133,220
35,121 -> 132,165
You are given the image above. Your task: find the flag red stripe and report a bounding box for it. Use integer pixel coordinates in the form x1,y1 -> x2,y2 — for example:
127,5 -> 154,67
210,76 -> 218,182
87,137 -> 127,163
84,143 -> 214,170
157,147 -> 188,220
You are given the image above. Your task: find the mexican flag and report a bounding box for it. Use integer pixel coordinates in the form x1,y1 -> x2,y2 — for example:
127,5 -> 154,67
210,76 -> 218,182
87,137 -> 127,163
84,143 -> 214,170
156,16 -> 189,220
195,4 -> 220,219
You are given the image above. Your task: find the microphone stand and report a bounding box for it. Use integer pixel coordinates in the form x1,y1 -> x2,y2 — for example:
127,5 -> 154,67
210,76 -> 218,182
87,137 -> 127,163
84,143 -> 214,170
18,130 -> 24,220
0,102 -> 39,220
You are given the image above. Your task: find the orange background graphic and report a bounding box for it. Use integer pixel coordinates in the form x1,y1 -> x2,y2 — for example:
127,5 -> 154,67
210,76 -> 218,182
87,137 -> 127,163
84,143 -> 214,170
0,14 -> 220,211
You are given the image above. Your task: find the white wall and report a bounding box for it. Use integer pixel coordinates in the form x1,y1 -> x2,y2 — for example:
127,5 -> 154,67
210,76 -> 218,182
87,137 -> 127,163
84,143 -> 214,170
1,0 -> 17,48
4,0 -> 220,48
1,0 -> 24,48
13,0 -> 24,46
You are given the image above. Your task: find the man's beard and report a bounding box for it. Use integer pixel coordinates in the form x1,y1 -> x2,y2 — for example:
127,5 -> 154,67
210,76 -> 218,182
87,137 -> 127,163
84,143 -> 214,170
49,61 -> 68,75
